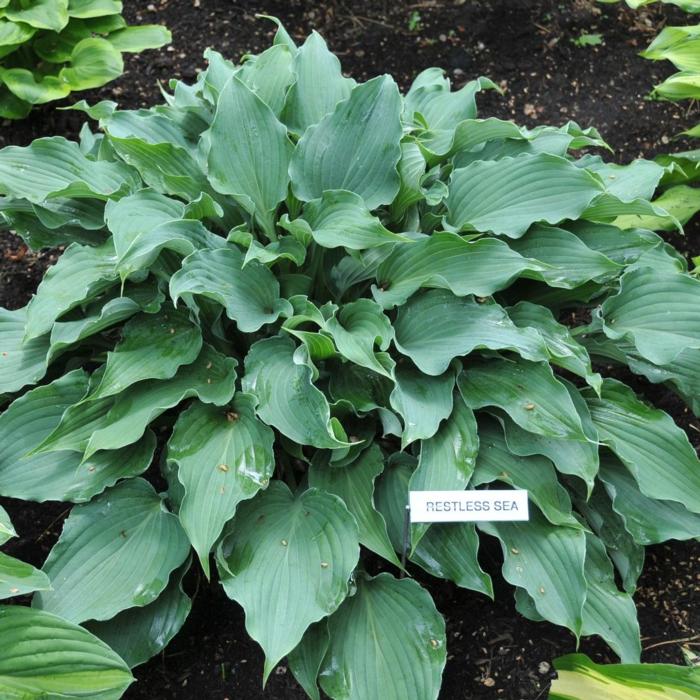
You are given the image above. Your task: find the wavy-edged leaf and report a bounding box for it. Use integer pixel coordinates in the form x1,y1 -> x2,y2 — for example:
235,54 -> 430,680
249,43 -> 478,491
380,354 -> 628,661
473,415 -> 579,528
458,357 -> 588,441
506,224 -> 621,286
507,301 -> 602,391
238,43 -> 294,116
599,454 -> 700,544
168,394 -> 275,576
375,454 -> 493,596
550,653 -> 700,700
280,189 -> 409,250
0,605 -> 134,699
409,393 -> 478,547
85,558 -> 191,669
599,266 -> 700,365
318,572 -> 446,700
584,379 -> 700,513
0,552 -> 51,600
0,306 -> 49,392
242,336 -> 350,449
48,281 -> 164,361
35,345 -> 235,457
393,289 -> 548,376
0,371 -> 156,503
581,532 -> 640,663
389,365 -> 455,447
169,247 -> 291,333
290,75 -> 403,209
373,231 -> 548,309
34,478 -> 190,623
445,153 -> 603,237
309,444 -> 399,566
217,482 -> 360,680
205,76 -> 292,235
323,298 -> 393,377
480,507 -> 586,636
88,308 -> 202,399
25,240 -> 118,339
282,30 -> 353,133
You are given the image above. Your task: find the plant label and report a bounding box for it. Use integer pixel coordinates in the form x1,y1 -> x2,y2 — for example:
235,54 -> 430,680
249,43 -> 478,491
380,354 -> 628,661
408,490 -> 529,523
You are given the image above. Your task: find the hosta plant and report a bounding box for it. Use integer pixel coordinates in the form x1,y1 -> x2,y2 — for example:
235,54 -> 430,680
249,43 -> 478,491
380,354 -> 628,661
1,20 -> 700,700
0,0 -> 170,119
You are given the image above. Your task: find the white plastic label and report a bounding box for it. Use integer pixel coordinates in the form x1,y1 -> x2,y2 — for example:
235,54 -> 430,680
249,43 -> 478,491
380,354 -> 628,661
409,490 -> 529,523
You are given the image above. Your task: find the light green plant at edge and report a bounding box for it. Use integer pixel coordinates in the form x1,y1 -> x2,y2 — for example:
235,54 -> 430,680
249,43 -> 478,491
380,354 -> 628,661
0,0 -> 170,119
1,17 -> 700,700
550,654 -> 700,699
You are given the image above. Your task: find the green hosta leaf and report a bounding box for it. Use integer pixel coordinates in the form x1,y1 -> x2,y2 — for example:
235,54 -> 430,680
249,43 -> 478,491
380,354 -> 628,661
506,224 -> 621,286
373,232 -> 548,309
599,454 -> 700,544
581,532 -> 640,663
0,505 -> 15,545
0,84 -> 30,119
59,37 -> 123,91
409,393 -> 478,547
4,0 -> 69,31
445,153 -> 603,237
34,478 -> 190,623
0,606 -> 134,699
68,0 -> 123,18
0,306 -> 49,392
168,395 -> 275,576
48,281 -> 164,361
36,344 -> 235,457
108,24 -> 171,52
205,76 -> 292,235
0,552 -> 51,600
480,507 -> 586,636
280,189 -> 410,250
550,653 -> 700,700
473,416 -> 579,528
290,75 -> 403,209
288,621 -> 329,700
238,43 -> 294,116
584,379 -> 700,513
0,68 -> 71,105
243,336 -> 350,449
88,309 -> 202,399
244,235 -> 307,266
323,298 -> 393,377
499,411 -> 599,497
24,240 -> 118,339
102,112 -> 211,201
282,30 -> 353,133
217,483 -> 360,679
85,558 -> 191,669
598,266 -> 700,365
0,18 -> 36,49
507,301 -> 602,391
169,247 -> 291,333
375,454 -> 493,596
393,289 -> 548,376
458,357 -> 588,441
0,136 -> 138,202
318,572 -> 446,700
309,445 -> 399,566
389,365 -> 455,447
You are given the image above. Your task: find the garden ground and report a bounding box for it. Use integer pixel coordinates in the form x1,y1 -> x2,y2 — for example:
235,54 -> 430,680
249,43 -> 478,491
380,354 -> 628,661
0,1 -> 698,698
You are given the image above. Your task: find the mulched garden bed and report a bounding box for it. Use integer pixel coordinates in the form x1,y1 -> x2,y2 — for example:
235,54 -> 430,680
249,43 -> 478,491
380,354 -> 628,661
1,1 -> 698,698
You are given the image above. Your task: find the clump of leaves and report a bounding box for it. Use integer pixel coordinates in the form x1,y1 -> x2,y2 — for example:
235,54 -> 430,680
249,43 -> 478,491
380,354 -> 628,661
1,20 -> 700,700
0,0 -> 170,120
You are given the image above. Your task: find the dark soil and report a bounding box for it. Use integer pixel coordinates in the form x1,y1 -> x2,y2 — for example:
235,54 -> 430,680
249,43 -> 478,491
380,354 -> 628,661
1,1 -> 699,699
